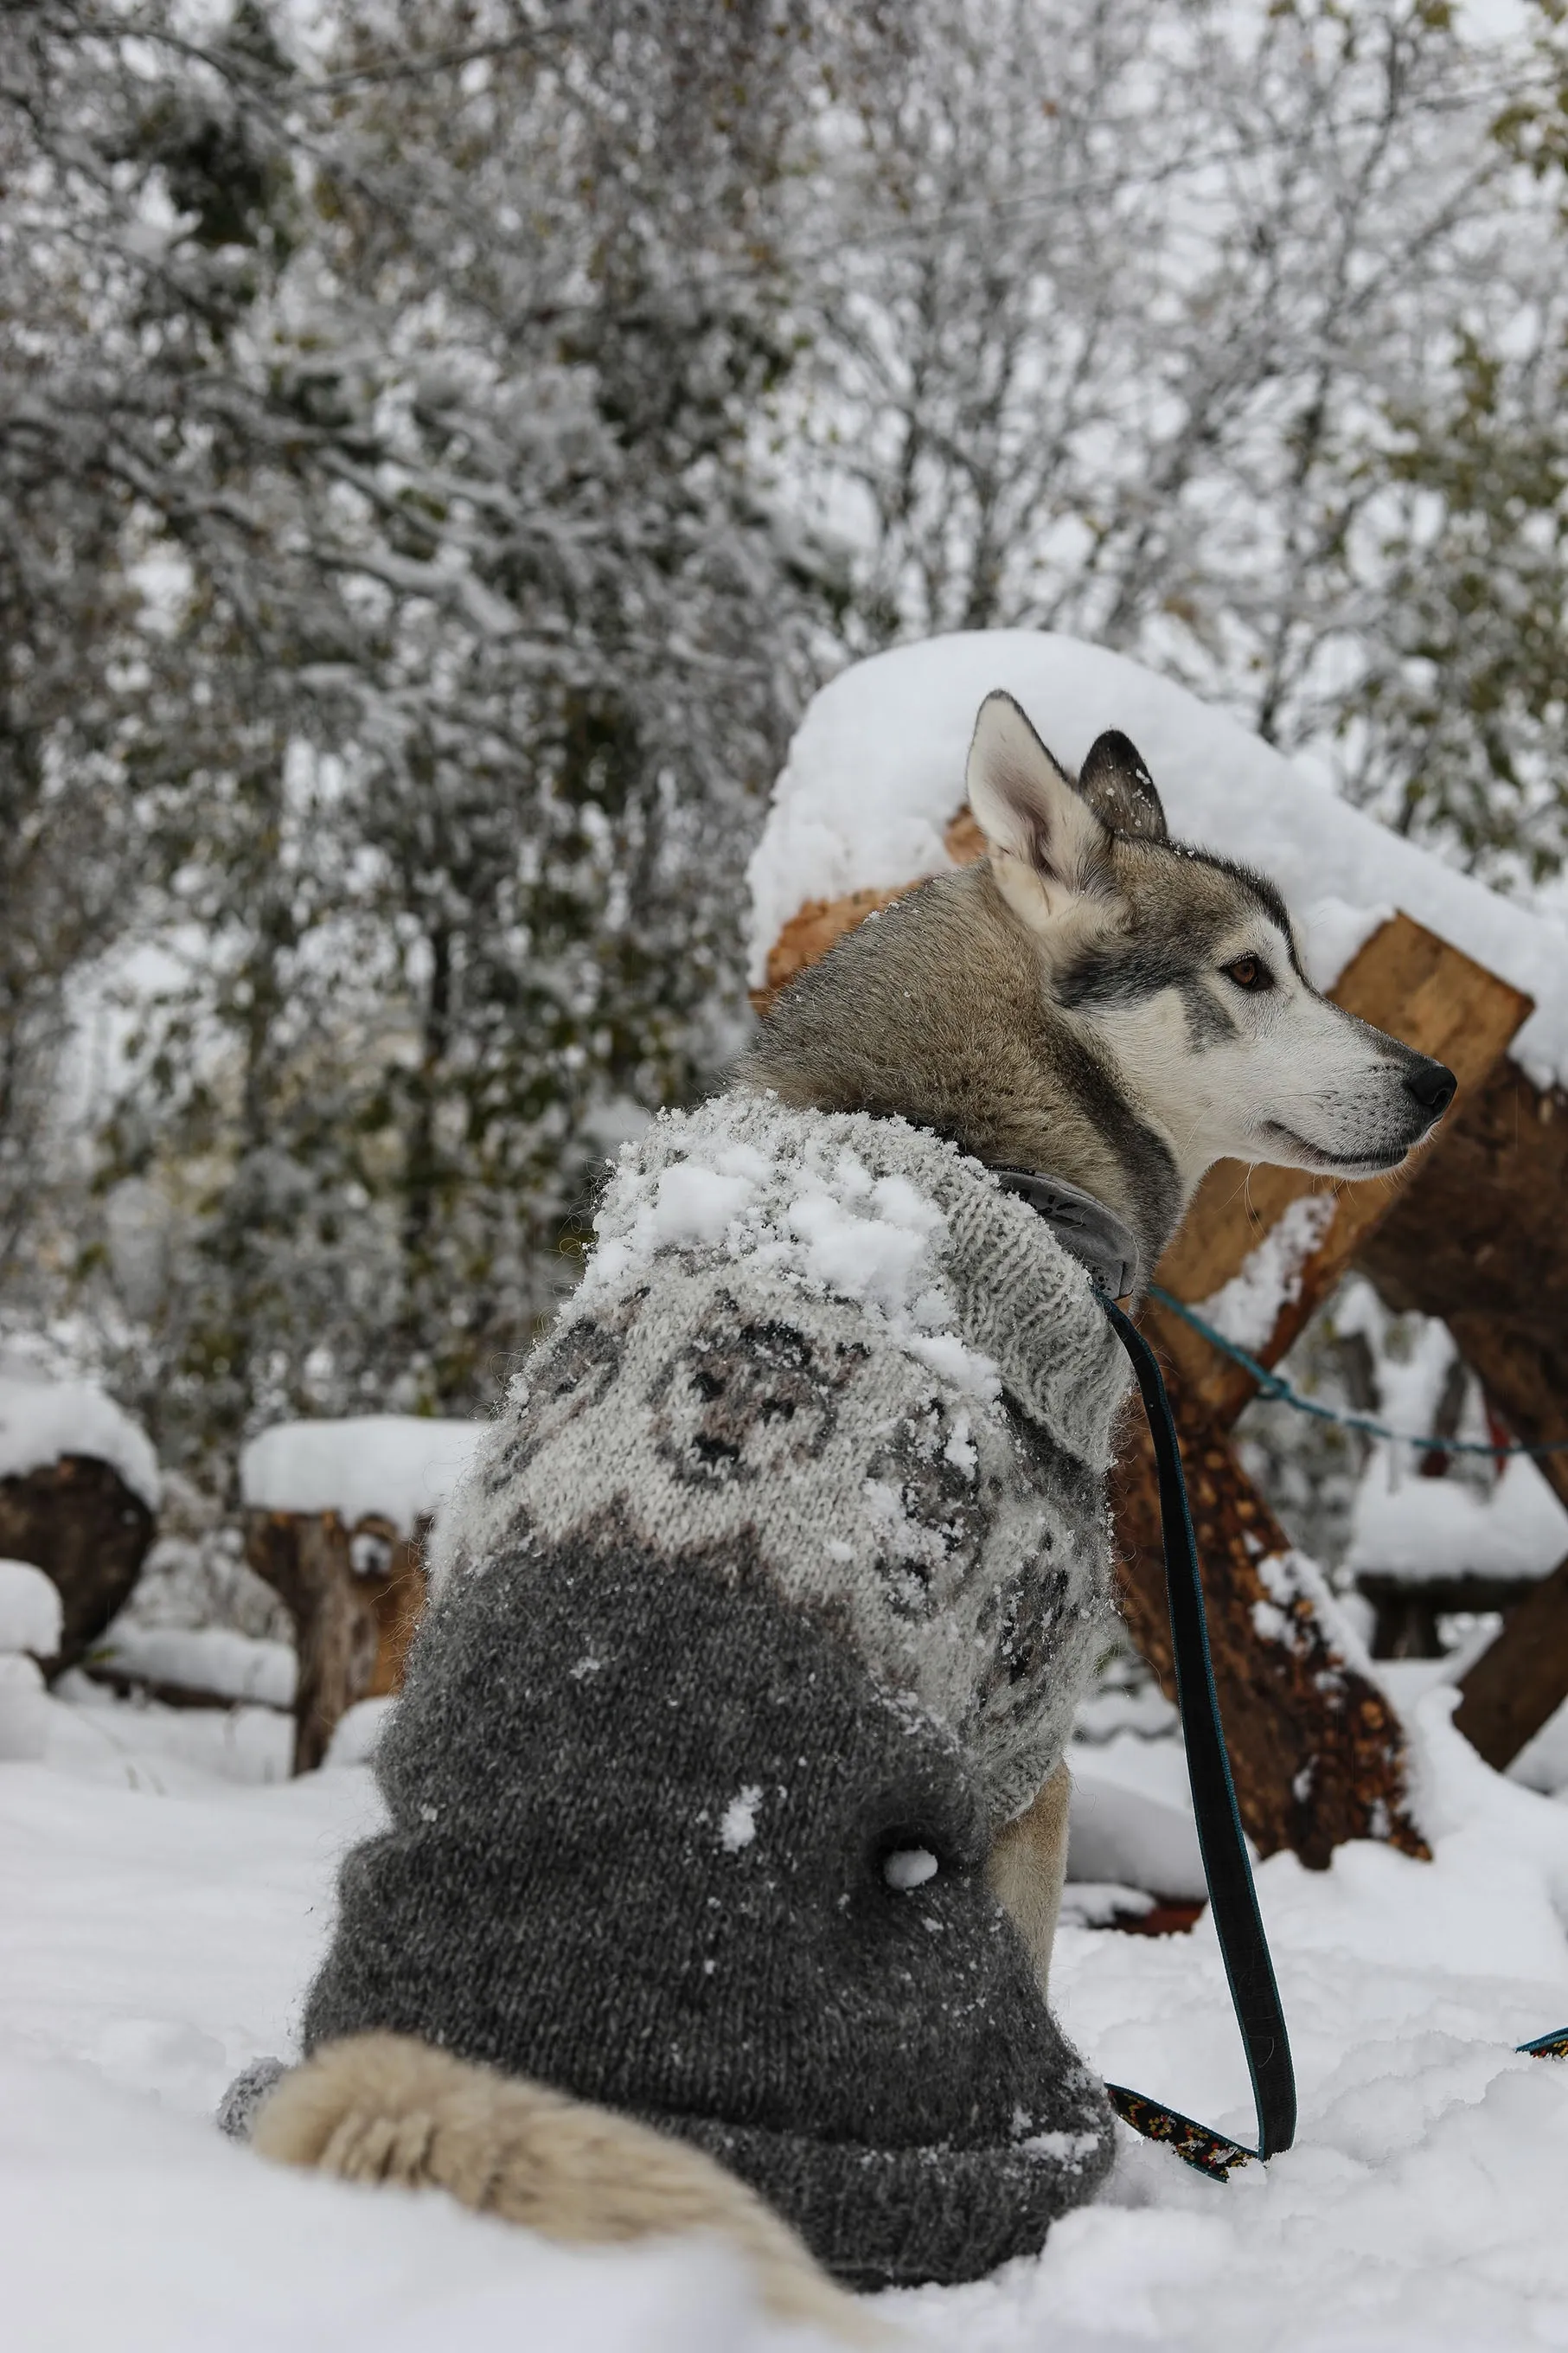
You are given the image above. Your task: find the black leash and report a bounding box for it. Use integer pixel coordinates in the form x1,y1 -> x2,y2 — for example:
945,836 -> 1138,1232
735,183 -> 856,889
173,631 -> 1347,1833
994,1168 -> 1295,2177
1098,1293 -> 1296,2176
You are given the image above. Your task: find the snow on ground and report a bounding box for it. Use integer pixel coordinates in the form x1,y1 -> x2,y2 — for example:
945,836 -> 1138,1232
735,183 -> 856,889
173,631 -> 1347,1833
747,632 -> 1568,1091
0,1559 -> 64,1654
5,1675 -> 1568,2352
240,1416 -> 486,1537
94,1622 -> 298,1708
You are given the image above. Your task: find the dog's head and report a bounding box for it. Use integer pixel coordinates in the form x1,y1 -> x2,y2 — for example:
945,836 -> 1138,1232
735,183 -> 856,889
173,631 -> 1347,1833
966,690 -> 1456,1189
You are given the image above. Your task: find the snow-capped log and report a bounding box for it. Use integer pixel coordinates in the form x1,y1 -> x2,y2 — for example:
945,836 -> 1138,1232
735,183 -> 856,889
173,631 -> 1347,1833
0,1379 -> 159,1671
240,1418 -> 483,1772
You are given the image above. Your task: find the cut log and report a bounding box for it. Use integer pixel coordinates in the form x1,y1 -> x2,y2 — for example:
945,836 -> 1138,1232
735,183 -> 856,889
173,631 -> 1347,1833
245,1510 -> 366,1773
1112,1368 -> 1427,1866
1451,1556 -> 1568,1769
1148,914 -> 1534,1424
245,1508 -> 430,1771
0,1455 -> 156,1672
353,1516 -> 429,1699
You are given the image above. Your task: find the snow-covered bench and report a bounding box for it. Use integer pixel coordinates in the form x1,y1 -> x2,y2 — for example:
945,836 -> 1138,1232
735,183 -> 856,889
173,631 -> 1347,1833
240,1417 -> 484,1771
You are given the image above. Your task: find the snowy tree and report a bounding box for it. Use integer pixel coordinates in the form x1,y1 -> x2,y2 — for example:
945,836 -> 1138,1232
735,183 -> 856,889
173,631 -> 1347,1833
787,0 -> 1526,753
2,1 -> 896,1468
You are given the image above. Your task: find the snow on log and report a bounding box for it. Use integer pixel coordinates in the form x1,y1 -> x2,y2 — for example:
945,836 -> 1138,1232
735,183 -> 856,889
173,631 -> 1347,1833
0,1561 -> 62,1762
240,1416 -> 483,1539
0,1378 -> 159,1512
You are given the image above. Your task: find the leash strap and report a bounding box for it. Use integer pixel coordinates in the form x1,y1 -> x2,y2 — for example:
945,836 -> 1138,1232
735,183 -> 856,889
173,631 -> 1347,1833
1098,1296 -> 1298,2173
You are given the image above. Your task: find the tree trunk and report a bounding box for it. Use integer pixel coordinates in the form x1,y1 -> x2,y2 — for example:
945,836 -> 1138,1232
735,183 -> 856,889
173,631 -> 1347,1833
244,1509 -> 429,1772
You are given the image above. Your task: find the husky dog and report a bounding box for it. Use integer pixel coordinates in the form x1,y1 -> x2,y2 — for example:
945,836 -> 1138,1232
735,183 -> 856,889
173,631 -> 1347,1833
246,691 -> 1452,2339
746,690 -> 1456,1290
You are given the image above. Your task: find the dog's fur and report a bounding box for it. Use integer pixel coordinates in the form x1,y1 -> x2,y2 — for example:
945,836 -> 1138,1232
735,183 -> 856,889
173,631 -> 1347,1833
255,691 -> 1453,2318
254,2033 -> 891,2344
743,694 -> 1453,1288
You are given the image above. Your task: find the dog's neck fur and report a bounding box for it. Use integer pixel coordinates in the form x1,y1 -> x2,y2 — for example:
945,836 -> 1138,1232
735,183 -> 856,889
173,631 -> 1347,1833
739,863 -> 1185,1285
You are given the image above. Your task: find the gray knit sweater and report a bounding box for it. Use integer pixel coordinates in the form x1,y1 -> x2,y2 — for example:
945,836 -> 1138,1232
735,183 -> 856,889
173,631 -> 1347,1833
301,1095 -> 1130,2286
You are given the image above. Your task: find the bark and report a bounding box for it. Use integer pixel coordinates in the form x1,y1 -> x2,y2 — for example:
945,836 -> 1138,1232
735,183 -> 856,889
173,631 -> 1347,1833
244,1509 -> 429,1772
1112,1369 -> 1428,1868
1453,1559 -> 1568,1769
0,1456 -> 155,1671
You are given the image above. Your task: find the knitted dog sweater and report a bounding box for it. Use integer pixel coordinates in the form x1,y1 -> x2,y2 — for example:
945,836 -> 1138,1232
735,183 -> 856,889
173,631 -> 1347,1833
301,1094 -> 1130,2286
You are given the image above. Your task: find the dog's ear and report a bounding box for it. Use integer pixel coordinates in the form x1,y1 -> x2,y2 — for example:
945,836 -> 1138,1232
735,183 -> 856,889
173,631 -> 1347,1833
1077,730 -> 1168,844
965,692 -> 1110,898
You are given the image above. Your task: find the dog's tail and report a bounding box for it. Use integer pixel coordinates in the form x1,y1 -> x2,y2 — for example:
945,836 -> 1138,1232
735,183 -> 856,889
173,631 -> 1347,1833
252,2032 -> 893,2345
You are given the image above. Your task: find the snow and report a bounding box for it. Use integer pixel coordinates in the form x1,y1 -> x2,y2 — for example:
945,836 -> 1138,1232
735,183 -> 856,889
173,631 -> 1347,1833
579,1098 -> 1002,1406
1066,1733 -> 1208,1902
1348,1452 -> 1568,1586
240,1417 -> 486,1538
884,1847 -> 939,1891
719,1784 -> 764,1853
0,1558 -> 64,1657
1195,1196 -> 1339,1355
95,1624 -> 297,1709
5,1675 -> 1568,2351
747,632 -> 1568,1090
0,1375 -> 159,1512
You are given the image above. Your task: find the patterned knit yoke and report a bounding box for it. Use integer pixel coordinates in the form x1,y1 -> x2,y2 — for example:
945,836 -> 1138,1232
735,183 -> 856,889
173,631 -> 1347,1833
301,1093 -> 1132,2288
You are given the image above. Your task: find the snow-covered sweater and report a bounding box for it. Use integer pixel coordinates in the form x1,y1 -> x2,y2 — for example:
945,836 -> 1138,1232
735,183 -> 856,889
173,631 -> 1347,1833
302,1094 -> 1130,2287
432,1091 -> 1130,1827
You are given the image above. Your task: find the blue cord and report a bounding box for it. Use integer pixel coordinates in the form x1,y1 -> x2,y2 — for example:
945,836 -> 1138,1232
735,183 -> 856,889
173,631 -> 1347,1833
1149,1285 -> 1568,1460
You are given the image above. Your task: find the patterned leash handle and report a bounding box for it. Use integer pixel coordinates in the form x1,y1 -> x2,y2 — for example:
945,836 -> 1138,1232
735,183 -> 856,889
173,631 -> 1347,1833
1099,1295 -> 1297,2172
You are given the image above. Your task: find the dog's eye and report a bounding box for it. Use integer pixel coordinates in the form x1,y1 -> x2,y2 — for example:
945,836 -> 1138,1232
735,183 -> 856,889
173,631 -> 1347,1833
1223,954 -> 1273,993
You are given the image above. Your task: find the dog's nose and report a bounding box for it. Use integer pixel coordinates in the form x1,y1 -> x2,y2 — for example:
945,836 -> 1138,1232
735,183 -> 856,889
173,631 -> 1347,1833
1405,1055 -> 1456,1119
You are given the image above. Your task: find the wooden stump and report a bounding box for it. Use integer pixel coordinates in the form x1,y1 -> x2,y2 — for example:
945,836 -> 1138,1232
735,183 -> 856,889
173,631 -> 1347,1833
1113,1369 -> 1428,1865
0,1456 -> 156,1672
245,1509 -> 429,1773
